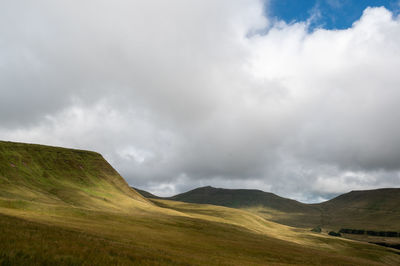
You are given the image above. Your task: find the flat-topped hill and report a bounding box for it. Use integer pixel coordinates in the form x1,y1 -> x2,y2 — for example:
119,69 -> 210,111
0,140 -> 149,211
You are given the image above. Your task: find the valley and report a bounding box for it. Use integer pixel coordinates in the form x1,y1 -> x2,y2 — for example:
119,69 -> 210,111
0,141 -> 399,265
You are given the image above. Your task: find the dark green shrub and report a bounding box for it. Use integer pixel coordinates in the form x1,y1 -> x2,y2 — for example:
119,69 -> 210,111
328,231 -> 341,237
386,231 -> 398,237
367,231 -> 378,236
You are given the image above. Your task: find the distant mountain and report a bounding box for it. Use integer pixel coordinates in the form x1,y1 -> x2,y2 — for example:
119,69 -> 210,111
317,188 -> 400,212
136,186 -> 322,227
314,188 -> 400,231
169,186 -> 315,213
136,186 -> 400,231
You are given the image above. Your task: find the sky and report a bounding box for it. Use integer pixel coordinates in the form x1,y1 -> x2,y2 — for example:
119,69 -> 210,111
1,0 -> 400,202
268,0 -> 400,30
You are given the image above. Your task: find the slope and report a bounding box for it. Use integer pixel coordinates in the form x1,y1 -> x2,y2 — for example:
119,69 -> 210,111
0,140 -> 149,212
315,188 -> 400,231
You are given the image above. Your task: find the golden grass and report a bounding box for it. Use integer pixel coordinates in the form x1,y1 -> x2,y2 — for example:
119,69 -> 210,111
1,195 -> 399,265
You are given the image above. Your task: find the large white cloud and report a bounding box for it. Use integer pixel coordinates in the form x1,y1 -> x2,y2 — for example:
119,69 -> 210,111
1,1 -> 400,202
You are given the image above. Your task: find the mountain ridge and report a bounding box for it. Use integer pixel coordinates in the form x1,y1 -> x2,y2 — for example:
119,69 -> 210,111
168,185 -> 316,212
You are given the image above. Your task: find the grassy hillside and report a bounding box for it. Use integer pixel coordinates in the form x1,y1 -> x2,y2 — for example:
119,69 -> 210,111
315,188 -> 400,231
2,195 -> 399,266
4,208 -> 399,266
319,188 -> 400,211
244,189 -> 400,232
1,141 -> 399,265
0,140 -> 149,212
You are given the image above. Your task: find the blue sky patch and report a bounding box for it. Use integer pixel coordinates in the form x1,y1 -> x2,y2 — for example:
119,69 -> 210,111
267,0 -> 400,30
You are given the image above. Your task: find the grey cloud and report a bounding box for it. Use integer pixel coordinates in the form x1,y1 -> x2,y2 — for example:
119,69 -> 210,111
1,2 -> 400,202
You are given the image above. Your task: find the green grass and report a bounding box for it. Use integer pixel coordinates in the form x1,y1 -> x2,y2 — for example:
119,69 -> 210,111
0,140 -> 148,210
1,140 -> 399,265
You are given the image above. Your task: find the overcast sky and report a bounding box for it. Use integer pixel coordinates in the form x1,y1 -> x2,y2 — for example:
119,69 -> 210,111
1,0 -> 400,202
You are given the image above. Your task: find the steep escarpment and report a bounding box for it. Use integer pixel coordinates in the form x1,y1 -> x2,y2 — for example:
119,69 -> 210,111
0,140 -> 149,210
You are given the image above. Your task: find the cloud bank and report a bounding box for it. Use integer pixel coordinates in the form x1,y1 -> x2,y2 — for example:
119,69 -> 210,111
1,0 -> 400,202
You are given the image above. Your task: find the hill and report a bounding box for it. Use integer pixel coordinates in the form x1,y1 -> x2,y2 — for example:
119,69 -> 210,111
1,141 -> 399,265
315,188 -> 400,231
0,140 -> 149,212
157,186 -> 322,227
318,188 -> 400,212
138,186 -> 400,231
168,186 -> 312,212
